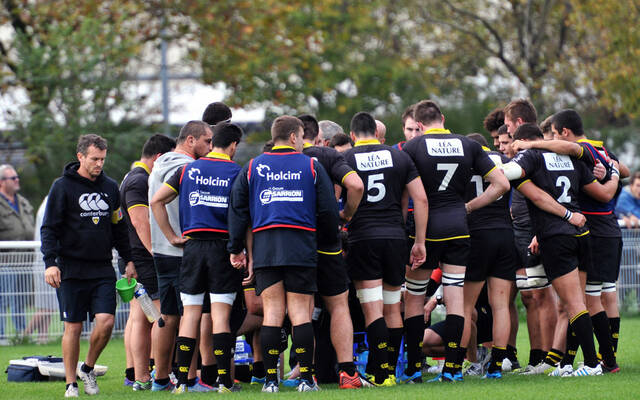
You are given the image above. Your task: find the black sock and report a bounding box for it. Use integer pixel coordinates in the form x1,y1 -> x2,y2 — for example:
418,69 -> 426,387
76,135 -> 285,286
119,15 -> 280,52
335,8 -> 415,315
200,364 -> 218,386
456,347 -> 467,371
609,317 -> 620,356
404,316 -> 425,375
261,326 -> 282,384
81,363 -> 93,373
591,311 -> 616,366
442,314 -> 464,375
125,367 -> 135,382
506,345 -> 518,363
292,323 -> 315,383
175,336 -> 196,386
387,327 -> 403,375
187,377 -> 196,387
155,377 -> 170,386
213,332 -> 234,388
149,358 -> 155,372
338,362 -> 357,376
570,311 -> 598,368
529,348 -> 544,366
489,346 -> 507,373
66,382 -> 78,389
561,322 -> 579,367
252,361 -> 265,379
544,348 -> 564,366
366,317 -> 390,384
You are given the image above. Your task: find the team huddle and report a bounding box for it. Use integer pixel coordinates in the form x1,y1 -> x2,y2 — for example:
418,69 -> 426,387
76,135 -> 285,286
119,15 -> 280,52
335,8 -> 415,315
41,99 -> 624,396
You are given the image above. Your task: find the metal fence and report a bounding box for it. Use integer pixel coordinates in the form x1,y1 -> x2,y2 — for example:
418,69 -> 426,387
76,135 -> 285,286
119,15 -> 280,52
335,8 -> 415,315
0,241 -> 129,345
1,230 -> 640,345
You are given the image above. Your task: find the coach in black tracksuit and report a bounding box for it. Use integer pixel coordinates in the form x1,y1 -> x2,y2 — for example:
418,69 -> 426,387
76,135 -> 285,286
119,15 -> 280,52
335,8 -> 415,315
42,134 -> 132,396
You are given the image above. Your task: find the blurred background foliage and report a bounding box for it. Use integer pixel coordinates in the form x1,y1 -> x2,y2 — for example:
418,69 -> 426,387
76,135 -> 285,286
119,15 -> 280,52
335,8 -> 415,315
1,0 -> 639,205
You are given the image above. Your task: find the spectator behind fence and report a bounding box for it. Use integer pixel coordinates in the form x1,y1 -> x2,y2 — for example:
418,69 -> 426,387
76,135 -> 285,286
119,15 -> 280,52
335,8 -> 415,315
0,164 -> 34,338
615,172 -> 640,228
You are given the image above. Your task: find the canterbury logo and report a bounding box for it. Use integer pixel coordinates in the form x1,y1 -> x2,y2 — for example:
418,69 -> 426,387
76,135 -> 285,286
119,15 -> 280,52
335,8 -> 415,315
268,349 -> 279,355
179,345 -> 191,351
179,366 -> 189,372
295,348 -> 305,354
218,369 -> 227,375
377,342 -> 387,349
79,193 -> 109,211
447,342 -> 458,349
214,350 -> 223,356
267,368 -> 277,374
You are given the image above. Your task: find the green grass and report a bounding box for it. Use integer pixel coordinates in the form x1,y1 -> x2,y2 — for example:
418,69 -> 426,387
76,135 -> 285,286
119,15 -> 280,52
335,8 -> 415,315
2,318 -> 639,399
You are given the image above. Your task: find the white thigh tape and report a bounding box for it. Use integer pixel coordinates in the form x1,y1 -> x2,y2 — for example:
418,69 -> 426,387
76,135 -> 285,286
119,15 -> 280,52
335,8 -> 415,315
602,282 -> 617,293
180,292 -> 205,306
526,264 -> 549,287
210,292 -> 237,305
585,282 -> 603,297
405,278 -> 429,295
516,274 -> 530,290
441,273 -> 465,287
356,286 -> 383,303
383,289 -> 402,305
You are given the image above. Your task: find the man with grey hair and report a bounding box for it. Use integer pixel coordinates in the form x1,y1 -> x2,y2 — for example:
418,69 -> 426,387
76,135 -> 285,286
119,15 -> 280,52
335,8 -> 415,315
375,120 -> 386,144
318,120 -> 345,147
42,134 -> 133,397
0,163 -> 34,337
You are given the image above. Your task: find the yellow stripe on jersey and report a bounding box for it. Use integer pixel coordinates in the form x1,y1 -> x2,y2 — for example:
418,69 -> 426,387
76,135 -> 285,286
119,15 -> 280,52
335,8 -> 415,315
341,170 -> 356,184
577,138 -> 604,148
516,179 -> 532,190
574,230 -> 590,237
426,235 -> 471,242
163,182 -> 178,193
205,151 -> 231,160
243,287 -> 256,292
577,145 -> 584,159
481,146 -> 491,152
127,204 -> 148,212
133,161 -> 151,174
272,145 -> 296,150
317,249 -> 342,255
423,128 -> 451,135
482,165 -> 497,178
354,139 -> 381,146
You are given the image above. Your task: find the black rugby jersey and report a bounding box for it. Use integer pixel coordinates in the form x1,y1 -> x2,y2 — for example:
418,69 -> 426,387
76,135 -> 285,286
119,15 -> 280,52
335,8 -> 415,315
343,139 -> 419,242
303,143 -> 355,186
512,149 -> 595,239
464,149 -> 512,231
575,139 -> 622,238
403,129 -> 497,240
120,162 -> 153,261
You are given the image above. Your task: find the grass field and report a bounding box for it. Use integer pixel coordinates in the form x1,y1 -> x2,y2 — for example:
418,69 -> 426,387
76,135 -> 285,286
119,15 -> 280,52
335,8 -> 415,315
2,318 -> 639,399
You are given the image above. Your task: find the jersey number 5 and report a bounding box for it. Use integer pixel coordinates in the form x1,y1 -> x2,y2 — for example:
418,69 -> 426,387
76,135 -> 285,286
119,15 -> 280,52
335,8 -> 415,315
367,173 -> 386,202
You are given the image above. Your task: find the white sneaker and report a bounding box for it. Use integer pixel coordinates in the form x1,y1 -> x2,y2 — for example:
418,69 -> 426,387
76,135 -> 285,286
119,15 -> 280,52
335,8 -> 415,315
463,362 -> 483,376
77,365 -> 99,395
262,381 -> 279,393
297,379 -> 320,392
64,385 -> 79,398
572,364 -> 603,377
522,362 -> 555,375
426,360 -> 444,374
548,364 -> 574,377
501,358 -> 513,372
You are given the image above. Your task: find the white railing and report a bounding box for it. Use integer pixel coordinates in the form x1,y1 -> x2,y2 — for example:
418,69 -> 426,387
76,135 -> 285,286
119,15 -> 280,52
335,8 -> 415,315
0,241 -> 129,344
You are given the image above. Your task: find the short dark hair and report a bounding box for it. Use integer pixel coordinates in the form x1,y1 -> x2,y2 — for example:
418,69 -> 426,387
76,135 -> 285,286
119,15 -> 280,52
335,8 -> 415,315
212,122 -> 243,148
329,133 -> 354,148
539,116 -> 553,135
177,121 -> 212,144
141,134 -> 176,158
202,102 -> 232,125
631,171 -> 640,185
401,104 -> 415,126
271,116 -> 304,142
466,133 -> 489,147
504,99 -> 537,124
497,124 -> 509,136
262,140 -> 274,153
413,100 -> 443,125
77,134 -> 107,155
552,109 -> 583,136
513,123 -> 543,141
350,112 -> 376,137
298,114 -> 319,141
483,108 -> 505,133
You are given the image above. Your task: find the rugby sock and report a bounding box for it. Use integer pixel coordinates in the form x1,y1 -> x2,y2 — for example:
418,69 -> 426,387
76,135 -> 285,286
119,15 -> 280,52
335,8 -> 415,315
125,367 -> 135,382
591,311 -> 616,366
561,323 -> 579,367
442,314 -> 464,375
404,315 -> 425,376
543,348 -> 564,366
570,311 -> 598,368
506,345 -> 518,363
528,348 -> 544,366
213,333 -> 234,388
175,336 -> 196,386
609,317 -> 620,356
149,358 -> 155,372
292,323 -> 315,383
187,377 -> 197,387
456,347 -> 467,372
488,346 -> 507,373
366,317 -> 390,384
252,361 -> 265,379
80,363 -> 94,373
200,364 -> 218,386
338,362 -> 357,376
154,377 -> 170,386
388,327 -> 404,375
66,383 -> 78,389
261,326 -> 282,383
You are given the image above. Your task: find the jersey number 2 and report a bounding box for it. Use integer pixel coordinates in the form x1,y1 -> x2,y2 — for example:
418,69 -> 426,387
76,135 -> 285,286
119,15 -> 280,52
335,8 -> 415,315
367,173 -> 386,202
556,176 -> 571,203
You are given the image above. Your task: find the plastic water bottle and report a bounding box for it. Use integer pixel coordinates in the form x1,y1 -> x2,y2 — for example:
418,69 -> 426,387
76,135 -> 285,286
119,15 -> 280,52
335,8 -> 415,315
134,283 -> 165,327
234,336 -> 253,366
